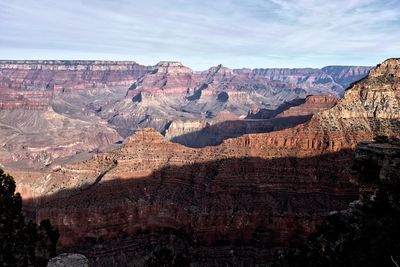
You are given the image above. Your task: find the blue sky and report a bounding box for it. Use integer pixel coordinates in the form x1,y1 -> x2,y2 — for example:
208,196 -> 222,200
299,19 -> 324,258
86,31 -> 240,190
0,0 -> 399,70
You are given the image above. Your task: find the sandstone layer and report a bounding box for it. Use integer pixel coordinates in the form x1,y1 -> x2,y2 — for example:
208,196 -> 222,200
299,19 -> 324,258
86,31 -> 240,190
11,59 -> 398,265
166,95 -> 338,147
0,60 -> 151,168
0,108 -> 121,169
0,60 -> 150,93
0,60 -> 370,168
109,62 -> 370,137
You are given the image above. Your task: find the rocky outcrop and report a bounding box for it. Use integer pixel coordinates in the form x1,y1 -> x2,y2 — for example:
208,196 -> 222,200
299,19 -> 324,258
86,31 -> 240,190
275,95 -> 338,118
164,111 -> 241,143
127,61 -> 195,98
352,136 -> 400,193
47,253 -> 89,267
247,95 -> 338,119
224,58 -> 399,155
165,95 -> 338,148
12,59 -> 397,266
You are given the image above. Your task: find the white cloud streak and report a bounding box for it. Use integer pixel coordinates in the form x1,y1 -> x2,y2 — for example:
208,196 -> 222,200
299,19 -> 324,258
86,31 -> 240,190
0,0 -> 399,69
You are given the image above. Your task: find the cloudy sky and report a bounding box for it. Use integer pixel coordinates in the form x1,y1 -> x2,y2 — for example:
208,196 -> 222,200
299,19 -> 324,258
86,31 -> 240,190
0,0 -> 399,69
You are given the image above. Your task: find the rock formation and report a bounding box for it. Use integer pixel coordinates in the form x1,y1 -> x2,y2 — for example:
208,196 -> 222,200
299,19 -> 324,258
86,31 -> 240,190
0,107 -> 121,169
0,60 -> 150,93
0,60 -> 370,168
47,253 -> 89,267
17,129 -> 358,265
11,59 -> 397,265
108,62 -> 370,137
246,65 -> 372,96
0,60 -> 151,168
166,95 -> 338,147
321,65 -> 373,90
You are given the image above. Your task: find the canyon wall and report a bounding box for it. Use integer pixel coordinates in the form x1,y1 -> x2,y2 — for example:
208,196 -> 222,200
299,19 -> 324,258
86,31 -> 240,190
165,95 -> 338,147
246,65 -> 372,95
109,61 -> 370,138
0,60 -> 151,168
0,60 -> 150,93
0,60 -> 371,169
11,59 -> 398,265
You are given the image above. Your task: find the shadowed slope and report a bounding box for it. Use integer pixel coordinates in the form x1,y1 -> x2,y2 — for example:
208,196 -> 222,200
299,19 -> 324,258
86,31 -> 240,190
168,95 -> 338,148
23,151 -> 358,266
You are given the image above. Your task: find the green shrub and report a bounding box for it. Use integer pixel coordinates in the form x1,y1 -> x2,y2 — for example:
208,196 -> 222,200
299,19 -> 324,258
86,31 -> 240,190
0,169 -> 59,266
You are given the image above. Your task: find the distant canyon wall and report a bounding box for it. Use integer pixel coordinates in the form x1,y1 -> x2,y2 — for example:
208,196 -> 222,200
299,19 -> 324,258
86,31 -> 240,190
0,60 -> 371,168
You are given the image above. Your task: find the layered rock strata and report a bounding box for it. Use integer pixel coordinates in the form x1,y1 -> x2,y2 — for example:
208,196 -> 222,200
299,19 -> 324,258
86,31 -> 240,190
165,95 -> 338,147
109,62 -> 369,137
0,60 -> 371,168
12,59 -> 398,265
0,108 -> 121,169
0,60 -> 150,168
0,60 -> 150,93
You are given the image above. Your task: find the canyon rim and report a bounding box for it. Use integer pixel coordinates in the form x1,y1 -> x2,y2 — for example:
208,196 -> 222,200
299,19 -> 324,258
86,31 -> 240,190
0,0 -> 399,266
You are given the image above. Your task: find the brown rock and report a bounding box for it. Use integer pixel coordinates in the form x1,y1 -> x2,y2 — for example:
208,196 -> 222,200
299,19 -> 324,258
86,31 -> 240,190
4,60 -> 390,265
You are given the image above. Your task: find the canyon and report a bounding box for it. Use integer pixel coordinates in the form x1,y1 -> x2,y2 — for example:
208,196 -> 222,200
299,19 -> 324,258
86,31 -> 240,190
0,60 -> 371,169
5,59 -> 399,265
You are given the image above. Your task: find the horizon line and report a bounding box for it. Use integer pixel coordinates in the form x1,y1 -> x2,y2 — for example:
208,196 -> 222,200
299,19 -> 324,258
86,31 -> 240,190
0,58 -> 376,71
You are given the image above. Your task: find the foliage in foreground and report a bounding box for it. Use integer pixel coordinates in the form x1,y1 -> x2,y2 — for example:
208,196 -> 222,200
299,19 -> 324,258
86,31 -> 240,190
0,169 -> 59,266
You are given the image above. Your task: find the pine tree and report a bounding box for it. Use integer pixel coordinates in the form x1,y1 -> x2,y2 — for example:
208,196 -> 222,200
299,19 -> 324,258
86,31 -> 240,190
0,169 -> 58,266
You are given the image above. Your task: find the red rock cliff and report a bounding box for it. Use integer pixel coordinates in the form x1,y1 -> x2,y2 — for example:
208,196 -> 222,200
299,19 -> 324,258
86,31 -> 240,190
12,59 -> 398,265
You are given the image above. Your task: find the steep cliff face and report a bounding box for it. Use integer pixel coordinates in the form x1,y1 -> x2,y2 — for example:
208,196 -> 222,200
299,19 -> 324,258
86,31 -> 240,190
275,95 -> 338,118
13,59 -> 397,266
107,62 -> 283,136
0,61 -> 371,168
225,58 -> 399,156
247,65 -> 372,95
127,61 -> 196,97
108,62 -> 369,137
0,60 -> 150,93
19,129 -> 358,265
321,65 -> 372,89
0,60 -> 151,168
0,90 -> 52,110
165,96 -> 338,148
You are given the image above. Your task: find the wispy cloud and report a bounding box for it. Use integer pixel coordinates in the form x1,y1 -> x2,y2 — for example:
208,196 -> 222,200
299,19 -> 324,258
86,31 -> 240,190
0,0 -> 399,69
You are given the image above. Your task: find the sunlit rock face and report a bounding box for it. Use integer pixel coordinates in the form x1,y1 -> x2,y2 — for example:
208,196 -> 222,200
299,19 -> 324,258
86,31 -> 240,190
10,60 -> 398,265
0,60 -> 151,169
0,60 -> 150,93
0,60 -> 371,168
111,62 -> 371,138
165,96 -> 339,148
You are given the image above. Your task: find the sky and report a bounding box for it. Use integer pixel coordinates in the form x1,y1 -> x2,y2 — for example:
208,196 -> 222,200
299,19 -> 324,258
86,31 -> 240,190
0,0 -> 399,70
